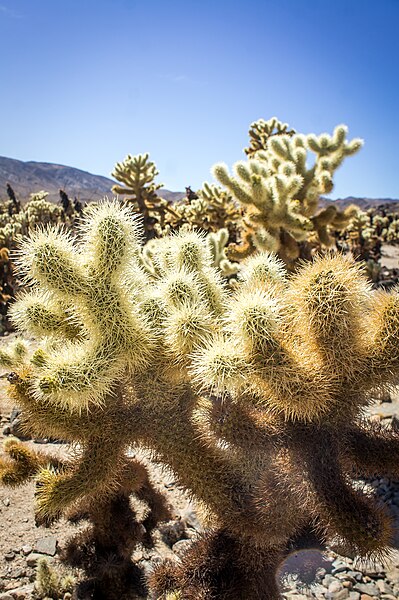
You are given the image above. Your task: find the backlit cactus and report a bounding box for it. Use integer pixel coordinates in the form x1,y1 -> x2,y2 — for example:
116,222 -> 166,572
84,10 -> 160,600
213,117 -> 361,265
2,201 -> 399,599
112,152 -> 181,240
176,183 -> 242,243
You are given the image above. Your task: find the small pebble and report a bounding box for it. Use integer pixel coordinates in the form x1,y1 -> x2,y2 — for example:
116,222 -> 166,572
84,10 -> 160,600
4,553 -> 15,562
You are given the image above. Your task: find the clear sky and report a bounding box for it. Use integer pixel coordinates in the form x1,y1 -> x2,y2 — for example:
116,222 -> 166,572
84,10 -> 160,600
0,0 -> 398,198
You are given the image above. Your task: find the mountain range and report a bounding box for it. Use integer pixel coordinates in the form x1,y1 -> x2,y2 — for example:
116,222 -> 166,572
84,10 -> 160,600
0,156 -> 397,211
0,156 -> 184,204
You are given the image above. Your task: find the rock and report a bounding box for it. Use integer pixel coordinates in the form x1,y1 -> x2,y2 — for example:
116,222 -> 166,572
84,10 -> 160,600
342,581 -> 353,589
2,426 -> 10,435
376,579 -> 394,595
347,571 -> 364,582
4,553 -> 15,561
0,594 -> 14,600
349,593 -> 360,600
10,567 -> 25,578
172,539 -> 192,558
20,546 -> 31,556
35,536 -> 57,556
25,553 -> 54,567
333,564 -> 350,574
330,589 -> 349,600
4,580 -> 21,590
329,580 -> 344,593
2,498 -> 10,507
159,520 -> 187,547
353,582 -> 380,596
8,585 -> 34,599
324,575 -> 339,587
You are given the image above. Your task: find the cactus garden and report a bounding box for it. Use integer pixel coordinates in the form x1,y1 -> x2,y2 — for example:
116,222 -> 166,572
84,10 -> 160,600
1,118 -> 399,600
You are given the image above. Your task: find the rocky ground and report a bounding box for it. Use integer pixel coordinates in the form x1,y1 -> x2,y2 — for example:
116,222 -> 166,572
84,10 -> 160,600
1,243 -> 399,599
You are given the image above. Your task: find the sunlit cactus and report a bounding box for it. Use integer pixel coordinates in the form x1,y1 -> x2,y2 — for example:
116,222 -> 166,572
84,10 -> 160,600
2,201 -> 399,599
112,152 -> 181,240
213,117 -> 362,266
176,183 -> 242,243
25,191 -> 62,227
244,116 -> 296,157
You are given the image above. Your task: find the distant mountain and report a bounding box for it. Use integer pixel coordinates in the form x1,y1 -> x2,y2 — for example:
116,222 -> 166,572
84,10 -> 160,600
0,156 -> 184,204
0,156 -> 397,210
320,196 -> 399,211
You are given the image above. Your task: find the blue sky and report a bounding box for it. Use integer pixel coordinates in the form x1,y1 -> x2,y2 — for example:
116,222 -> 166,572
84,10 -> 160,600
0,0 -> 398,198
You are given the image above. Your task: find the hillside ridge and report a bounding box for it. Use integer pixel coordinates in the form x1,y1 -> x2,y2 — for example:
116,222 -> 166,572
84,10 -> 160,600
0,156 -> 397,209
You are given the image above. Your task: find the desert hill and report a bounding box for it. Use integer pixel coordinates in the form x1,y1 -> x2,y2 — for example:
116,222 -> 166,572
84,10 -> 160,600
0,156 -> 184,204
0,156 -> 397,211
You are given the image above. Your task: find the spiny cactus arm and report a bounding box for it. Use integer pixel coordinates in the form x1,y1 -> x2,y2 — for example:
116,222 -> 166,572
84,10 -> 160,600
35,557 -> 75,599
341,422 -> 399,478
212,163 -> 255,206
193,282 -> 333,422
0,337 -> 29,368
294,429 -> 394,557
193,394 -> 280,456
34,435 -> 129,524
244,116 -> 296,156
151,231 -> 230,362
131,377 -> 274,542
365,290 -> 399,387
6,372 -> 95,441
206,229 -> 239,277
239,251 -> 287,285
12,202 -> 156,412
0,437 -> 63,486
9,290 -> 81,339
331,204 -> 359,230
307,127 -> 363,194
286,255 -> 371,379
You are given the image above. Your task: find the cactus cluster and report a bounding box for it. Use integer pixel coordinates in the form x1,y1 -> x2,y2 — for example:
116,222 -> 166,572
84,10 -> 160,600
2,200 -> 399,598
112,153 -> 181,240
176,183 -> 242,243
0,190 -> 75,250
212,117 -> 361,265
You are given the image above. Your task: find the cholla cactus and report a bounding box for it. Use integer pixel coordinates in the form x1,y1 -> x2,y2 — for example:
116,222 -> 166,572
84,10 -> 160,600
213,117 -> 361,265
140,228 -> 239,280
112,152 -> 181,240
25,191 -> 62,227
3,201 -> 399,599
34,557 -> 75,599
206,228 -> 239,277
176,183 -> 242,242
155,253 -> 399,598
244,116 -> 296,157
